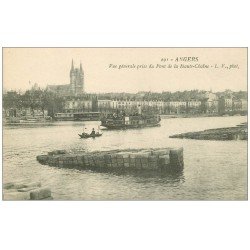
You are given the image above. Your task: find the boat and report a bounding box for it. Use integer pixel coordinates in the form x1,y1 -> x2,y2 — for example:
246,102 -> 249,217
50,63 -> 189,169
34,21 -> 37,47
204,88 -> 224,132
101,111 -> 161,130
18,116 -> 52,124
78,132 -> 103,138
54,112 -> 100,121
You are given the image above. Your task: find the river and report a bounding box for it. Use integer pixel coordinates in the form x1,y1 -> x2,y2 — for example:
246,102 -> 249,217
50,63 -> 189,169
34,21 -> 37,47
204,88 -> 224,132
3,116 -> 247,200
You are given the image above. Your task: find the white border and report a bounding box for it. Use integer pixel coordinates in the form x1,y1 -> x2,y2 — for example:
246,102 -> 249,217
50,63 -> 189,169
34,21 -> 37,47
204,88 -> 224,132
1,1 -> 249,250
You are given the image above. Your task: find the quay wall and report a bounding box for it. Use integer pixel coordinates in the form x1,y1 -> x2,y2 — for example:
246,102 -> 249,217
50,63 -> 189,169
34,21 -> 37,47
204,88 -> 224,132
36,148 -> 184,172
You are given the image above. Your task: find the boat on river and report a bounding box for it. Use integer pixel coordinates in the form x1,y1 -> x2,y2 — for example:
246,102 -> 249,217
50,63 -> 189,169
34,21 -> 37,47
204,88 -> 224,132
78,132 -> 103,139
101,111 -> 161,130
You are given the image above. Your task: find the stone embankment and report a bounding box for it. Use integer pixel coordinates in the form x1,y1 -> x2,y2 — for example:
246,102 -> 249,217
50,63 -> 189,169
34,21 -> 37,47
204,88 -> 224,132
3,181 -> 52,200
36,148 -> 184,172
170,122 -> 247,141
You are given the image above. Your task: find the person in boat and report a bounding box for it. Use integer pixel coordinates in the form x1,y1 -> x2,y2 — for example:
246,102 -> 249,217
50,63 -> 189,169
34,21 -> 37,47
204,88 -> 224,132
82,128 -> 88,136
90,128 -> 96,136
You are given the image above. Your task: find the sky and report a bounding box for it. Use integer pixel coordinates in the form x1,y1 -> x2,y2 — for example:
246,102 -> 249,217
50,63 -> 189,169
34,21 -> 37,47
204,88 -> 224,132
3,48 -> 247,93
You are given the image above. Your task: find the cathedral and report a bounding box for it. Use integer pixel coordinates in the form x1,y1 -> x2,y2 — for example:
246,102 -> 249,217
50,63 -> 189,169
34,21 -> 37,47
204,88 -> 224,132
47,60 -> 84,96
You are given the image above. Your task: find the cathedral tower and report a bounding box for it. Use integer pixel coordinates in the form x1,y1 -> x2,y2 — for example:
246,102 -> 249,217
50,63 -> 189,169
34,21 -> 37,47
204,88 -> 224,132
70,59 -> 84,95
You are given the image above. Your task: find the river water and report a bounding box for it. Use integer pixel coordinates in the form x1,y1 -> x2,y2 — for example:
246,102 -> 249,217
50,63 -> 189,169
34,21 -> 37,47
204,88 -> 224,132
3,116 -> 248,200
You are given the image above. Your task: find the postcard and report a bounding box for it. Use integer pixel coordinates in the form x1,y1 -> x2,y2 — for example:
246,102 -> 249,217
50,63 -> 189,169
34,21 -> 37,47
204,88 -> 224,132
2,47 -> 247,200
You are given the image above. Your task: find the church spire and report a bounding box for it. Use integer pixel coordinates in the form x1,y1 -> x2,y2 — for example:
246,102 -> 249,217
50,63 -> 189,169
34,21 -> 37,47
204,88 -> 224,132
80,61 -> 83,73
71,59 -> 74,72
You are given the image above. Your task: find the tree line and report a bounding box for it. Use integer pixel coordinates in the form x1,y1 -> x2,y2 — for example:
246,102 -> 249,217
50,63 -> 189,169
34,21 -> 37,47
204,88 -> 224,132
3,89 -> 65,117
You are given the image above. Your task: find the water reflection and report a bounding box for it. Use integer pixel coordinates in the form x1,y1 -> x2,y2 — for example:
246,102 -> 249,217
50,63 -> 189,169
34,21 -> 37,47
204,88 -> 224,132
128,169 -> 185,186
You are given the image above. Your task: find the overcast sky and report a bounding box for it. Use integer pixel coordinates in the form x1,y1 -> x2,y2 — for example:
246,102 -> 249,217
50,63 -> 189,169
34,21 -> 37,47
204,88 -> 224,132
3,48 -> 247,93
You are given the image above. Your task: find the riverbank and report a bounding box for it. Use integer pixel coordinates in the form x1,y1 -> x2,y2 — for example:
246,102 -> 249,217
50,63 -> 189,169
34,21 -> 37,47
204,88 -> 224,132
4,112 -> 247,125
160,113 -> 247,119
169,122 -> 247,141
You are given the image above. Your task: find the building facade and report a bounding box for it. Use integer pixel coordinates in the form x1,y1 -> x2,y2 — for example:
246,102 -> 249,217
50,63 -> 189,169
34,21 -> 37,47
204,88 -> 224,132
64,98 -> 92,113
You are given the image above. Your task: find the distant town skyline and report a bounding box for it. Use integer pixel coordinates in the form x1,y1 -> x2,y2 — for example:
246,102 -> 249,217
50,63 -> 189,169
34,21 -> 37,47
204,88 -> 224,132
3,48 -> 247,93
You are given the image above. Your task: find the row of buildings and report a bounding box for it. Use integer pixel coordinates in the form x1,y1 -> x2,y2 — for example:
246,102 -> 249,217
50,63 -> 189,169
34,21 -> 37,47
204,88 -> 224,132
62,92 -> 247,115
4,93 -> 247,122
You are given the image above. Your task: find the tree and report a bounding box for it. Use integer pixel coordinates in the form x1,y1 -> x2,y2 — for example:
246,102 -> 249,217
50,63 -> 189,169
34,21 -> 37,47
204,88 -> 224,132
3,91 -> 22,110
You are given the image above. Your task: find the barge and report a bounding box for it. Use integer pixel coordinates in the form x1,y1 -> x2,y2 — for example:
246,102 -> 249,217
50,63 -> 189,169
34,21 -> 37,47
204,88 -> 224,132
101,112 -> 161,129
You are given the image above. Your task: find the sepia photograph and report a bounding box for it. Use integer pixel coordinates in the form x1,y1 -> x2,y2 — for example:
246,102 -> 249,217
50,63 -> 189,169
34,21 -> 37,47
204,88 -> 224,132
2,47 -> 248,200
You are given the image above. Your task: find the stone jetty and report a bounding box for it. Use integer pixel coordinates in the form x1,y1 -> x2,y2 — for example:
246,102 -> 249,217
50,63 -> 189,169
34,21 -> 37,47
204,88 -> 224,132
170,122 -> 247,141
3,181 -> 53,200
36,147 -> 184,172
